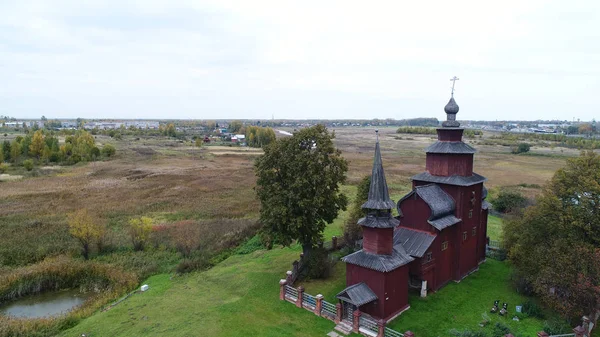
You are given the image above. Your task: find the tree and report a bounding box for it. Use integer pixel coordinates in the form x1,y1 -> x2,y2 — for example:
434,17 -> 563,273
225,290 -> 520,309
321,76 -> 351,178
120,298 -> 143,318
254,124 -> 348,258
102,144 -> 116,157
491,189 -> 528,213
23,159 -> 34,171
503,151 -> 600,321
343,175 -> 371,246
128,216 -> 153,251
29,130 -> 45,159
2,141 -> 10,161
10,139 -> 21,163
511,143 -> 531,154
67,209 -> 105,260
228,120 -> 243,133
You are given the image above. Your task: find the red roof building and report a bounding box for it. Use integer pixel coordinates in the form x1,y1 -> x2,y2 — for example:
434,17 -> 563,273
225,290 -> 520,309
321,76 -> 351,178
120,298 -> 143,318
338,95 -> 489,323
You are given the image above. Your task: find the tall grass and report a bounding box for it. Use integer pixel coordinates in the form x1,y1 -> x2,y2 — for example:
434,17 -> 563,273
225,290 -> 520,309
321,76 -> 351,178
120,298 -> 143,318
0,256 -> 138,337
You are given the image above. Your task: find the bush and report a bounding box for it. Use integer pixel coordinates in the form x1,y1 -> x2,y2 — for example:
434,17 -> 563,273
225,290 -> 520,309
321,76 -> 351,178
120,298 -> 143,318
23,159 -> 34,171
102,144 -> 116,157
511,143 -> 531,154
302,247 -> 335,280
543,317 -> 572,335
492,322 -> 511,337
235,235 -> 264,255
0,163 -> 6,173
522,299 -> 544,319
512,274 -> 535,297
490,189 -> 528,213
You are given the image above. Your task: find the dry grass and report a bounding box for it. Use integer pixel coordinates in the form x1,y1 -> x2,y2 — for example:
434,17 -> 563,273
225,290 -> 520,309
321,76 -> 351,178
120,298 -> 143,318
333,127 -> 569,197
0,136 -> 260,266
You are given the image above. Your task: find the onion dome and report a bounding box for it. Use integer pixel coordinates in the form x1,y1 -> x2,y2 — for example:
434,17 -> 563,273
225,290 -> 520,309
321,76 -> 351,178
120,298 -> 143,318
442,97 -> 461,127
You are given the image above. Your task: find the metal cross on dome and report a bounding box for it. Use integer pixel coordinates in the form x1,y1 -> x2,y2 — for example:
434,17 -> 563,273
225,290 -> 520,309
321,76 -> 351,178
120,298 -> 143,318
450,76 -> 459,97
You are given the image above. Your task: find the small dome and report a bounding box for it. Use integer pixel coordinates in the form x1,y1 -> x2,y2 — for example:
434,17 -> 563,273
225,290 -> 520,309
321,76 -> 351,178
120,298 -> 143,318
444,97 -> 459,114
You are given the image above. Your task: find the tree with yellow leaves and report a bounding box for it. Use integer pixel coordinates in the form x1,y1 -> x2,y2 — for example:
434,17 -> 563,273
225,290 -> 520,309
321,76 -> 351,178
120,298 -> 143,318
29,130 -> 45,159
67,209 -> 105,260
128,216 -> 153,251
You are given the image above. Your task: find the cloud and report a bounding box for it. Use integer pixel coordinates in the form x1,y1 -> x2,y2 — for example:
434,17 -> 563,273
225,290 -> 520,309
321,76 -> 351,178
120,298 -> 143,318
0,0 -> 599,120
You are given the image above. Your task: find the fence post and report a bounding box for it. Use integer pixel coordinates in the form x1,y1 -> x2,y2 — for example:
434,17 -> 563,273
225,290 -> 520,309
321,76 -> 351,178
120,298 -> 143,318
332,236 -> 338,250
286,270 -> 293,284
335,303 -> 342,324
279,279 -> 287,301
315,294 -> 323,316
377,319 -> 385,337
574,325 -> 586,337
296,286 -> 304,308
352,309 -> 361,334
537,332 -> 549,337
405,331 -> 415,337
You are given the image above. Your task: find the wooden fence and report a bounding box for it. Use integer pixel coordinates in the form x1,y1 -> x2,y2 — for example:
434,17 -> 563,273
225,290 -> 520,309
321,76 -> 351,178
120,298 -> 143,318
279,279 -> 412,337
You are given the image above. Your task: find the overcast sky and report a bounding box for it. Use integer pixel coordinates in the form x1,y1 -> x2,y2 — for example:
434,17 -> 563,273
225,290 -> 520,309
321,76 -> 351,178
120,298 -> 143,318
1,0 -> 599,121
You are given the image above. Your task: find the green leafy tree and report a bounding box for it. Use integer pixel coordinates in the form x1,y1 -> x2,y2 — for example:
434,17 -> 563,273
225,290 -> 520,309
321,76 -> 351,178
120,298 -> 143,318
23,159 -> 34,171
2,141 -> 10,161
10,139 -> 21,163
343,175 -> 371,245
228,120 -> 243,133
102,144 -> 116,157
503,151 -> 600,321
491,189 -> 528,213
254,124 -> 348,258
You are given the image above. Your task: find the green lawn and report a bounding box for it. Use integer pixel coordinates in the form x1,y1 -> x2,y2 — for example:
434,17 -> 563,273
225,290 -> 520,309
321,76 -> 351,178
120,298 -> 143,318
59,245 -> 337,337
488,215 -> 503,241
387,260 -> 545,337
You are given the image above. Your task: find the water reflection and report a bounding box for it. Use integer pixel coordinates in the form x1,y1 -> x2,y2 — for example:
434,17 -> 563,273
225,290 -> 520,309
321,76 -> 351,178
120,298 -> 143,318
0,289 -> 91,318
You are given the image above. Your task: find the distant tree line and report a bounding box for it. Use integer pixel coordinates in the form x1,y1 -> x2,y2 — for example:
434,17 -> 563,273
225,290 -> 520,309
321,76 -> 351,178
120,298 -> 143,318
396,126 -> 482,138
493,132 -> 600,150
245,126 -> 276,148
1,130 -> 115,169
397,118 -> 439,127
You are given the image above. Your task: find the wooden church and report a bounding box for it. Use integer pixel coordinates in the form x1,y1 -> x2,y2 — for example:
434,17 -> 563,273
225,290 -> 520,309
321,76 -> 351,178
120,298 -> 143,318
337,94 -> 490,322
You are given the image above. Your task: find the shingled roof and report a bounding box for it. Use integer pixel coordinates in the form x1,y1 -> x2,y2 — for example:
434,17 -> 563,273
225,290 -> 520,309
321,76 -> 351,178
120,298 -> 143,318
428,214 -> 461,230
336,282 -> 378,307
398,184 -> 462,231
358,214 -> 400,229
361,138 -> 396,210
412,172 -> 487,187
393,227 -> 436,258
342,245 -> 414,272
425,141 -> 476,154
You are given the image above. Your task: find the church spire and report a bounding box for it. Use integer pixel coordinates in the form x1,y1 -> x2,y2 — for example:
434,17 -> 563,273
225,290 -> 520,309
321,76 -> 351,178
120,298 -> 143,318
362,130 -> 396,210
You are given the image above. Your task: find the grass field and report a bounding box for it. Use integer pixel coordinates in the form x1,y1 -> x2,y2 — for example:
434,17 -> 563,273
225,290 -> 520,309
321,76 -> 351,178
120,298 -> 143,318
487,215 -> 503,241
58,245 -> 339,337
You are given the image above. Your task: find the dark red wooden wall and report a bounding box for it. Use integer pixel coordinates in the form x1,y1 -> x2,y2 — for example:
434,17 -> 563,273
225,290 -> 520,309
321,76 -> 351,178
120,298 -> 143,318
426,154 -> 473,176
363,227 -> 393,255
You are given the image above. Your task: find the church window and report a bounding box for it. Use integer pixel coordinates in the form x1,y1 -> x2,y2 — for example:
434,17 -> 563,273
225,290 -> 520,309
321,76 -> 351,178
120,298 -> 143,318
472,227 -> 476,236
463,232 -> 467,241
425,252 -> 432,263
441,241 -> 448,251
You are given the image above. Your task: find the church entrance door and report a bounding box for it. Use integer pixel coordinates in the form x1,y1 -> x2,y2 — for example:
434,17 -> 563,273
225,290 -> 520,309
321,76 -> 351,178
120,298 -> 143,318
342,301 -> 355,324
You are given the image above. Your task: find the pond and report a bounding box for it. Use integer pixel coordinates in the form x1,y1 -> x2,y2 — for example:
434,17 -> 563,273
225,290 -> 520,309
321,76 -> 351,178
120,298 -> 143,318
0,289 -> 92,319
